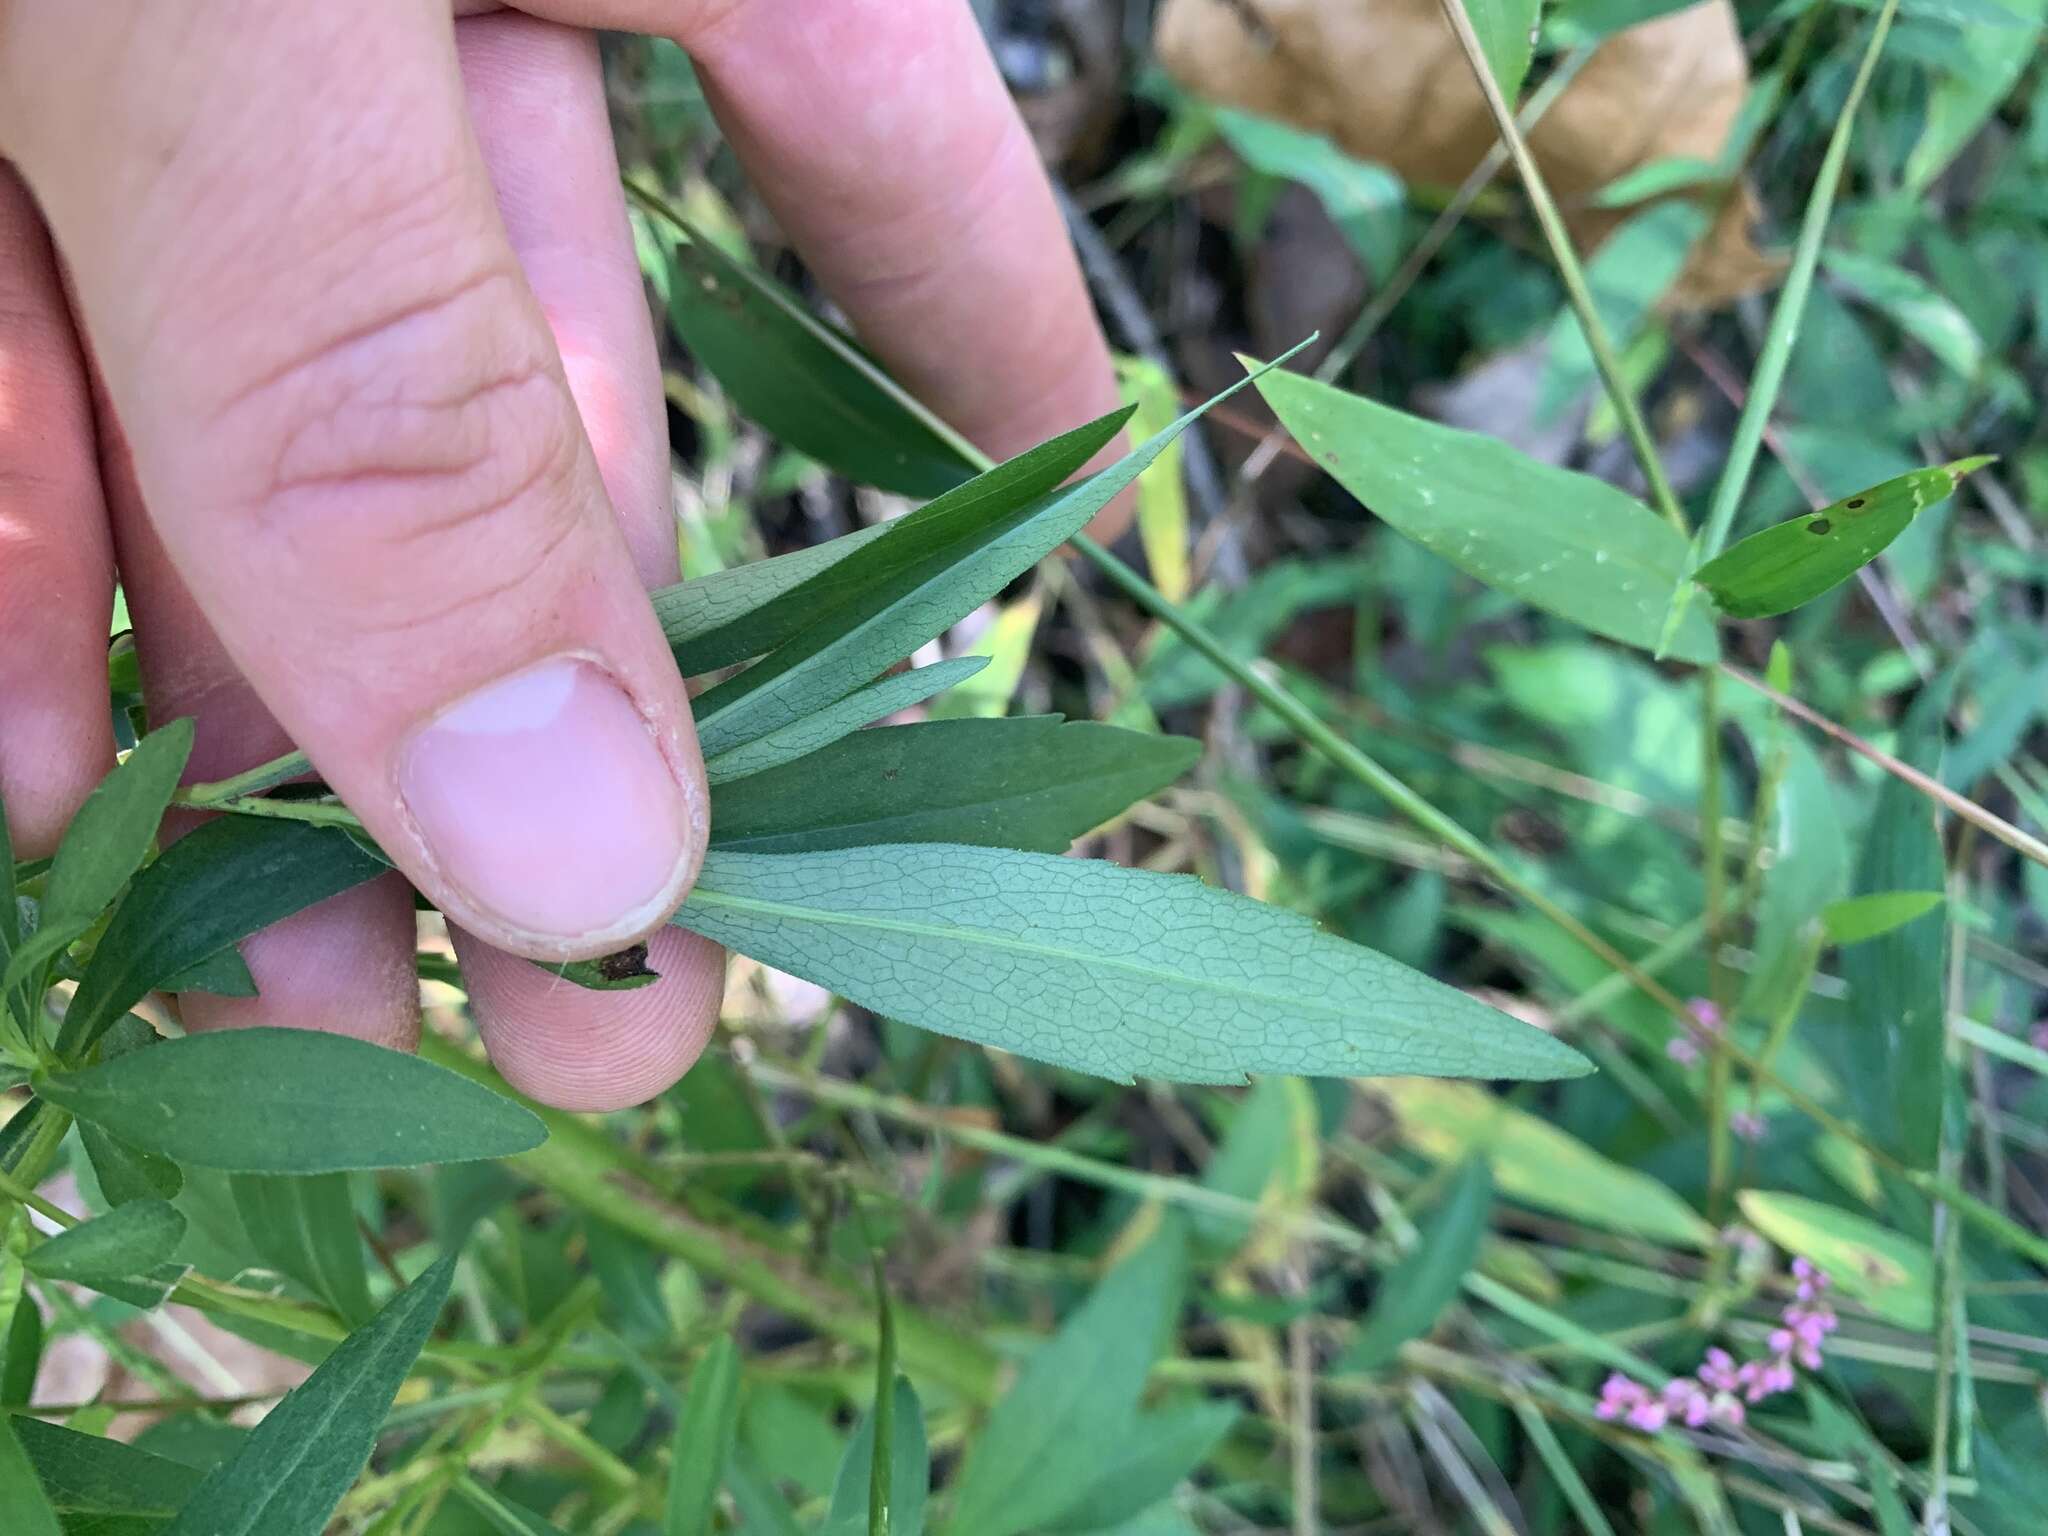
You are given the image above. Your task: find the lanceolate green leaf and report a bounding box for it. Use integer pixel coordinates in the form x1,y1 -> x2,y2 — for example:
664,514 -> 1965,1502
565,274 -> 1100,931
59,817 -> 389,1058
231,1174 -> 376,1325
944,1221 -> 1186,1536
707,718 -> 1200,856
1,718 -> 193,994
674,846 -> 1589,1084
1459,0 -> 1540,98
1821,890 -> 1946,947
665,1336 -> 741,1536
689,408 -> 1135,758
1043,1400 -> 1238,1534
37,1029 -> 546,1174
1737,1191 -> 1934,1329
1254,368 -> 1719,663
660,223 -> 979,498
24,1198 -> 186,1288
704,658 -> 989,785
12,1415 -> 203,1530
0,1413 -> 63,1536
161,1252 -> 457,1536
1693,458 -> 1991,619
823,1377 -> 928,1536
654,522 -> 893,675
1340,1157 -> 1492,1372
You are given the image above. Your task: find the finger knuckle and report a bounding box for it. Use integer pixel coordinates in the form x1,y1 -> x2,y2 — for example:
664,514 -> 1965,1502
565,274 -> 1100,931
207,260 -> 585,626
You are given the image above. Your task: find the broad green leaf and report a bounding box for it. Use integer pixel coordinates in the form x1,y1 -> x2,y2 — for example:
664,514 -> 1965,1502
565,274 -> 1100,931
663,226 -> 978,497
1043,1399 -> 1238,1534
161,1252 -> 456,1536
944,1220 -> 1186,1536
1211,108 -> 1403,279
79,1019 -> 186,1206
707,718 -> 1199,856
14,1416 -> 203,1533
1821,890 -> 1946,946
1339,1158 -> 1492,1372
665,1336 -> 741,1536
58,817 -> 388,1058
689,408 -> 1134,757
1903,0 -> 2048,192
2,719 -> 193,994
1838,705 -> 1948,1171
1254,368 -> 1719,663
1,1231 -> 44,1406
655,522 -> 895,676
38,1029 -> 546,1174
674,846 -> 1589,1085
1382,1080 -> 1713,1248
704,658 -> 988,785
1737,1191 -> 1934,1329
25,1199 -> 186,1288
1592,155 -> 1721,207
1824,250 -> 1984,378
1693,458 -> 1990,619
823,1377 -> 927,1536
1459,0 -> 1539,98
231,1174 -> 375,1325
0,1413 -> 63,1536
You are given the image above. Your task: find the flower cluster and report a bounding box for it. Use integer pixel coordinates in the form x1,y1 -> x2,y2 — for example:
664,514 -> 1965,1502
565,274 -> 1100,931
1596,1259 -> 1836,1433
1666,1000 -> 1768,1142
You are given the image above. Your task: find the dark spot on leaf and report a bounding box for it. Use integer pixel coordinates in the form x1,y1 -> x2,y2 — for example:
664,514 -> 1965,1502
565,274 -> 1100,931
1845,498 -> 1866,510
597,943 -> 654,983
1808,518 -> 1832,535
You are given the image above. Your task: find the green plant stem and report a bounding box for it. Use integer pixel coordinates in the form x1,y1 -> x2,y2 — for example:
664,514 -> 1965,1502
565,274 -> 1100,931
415,1034 -> 1001,1404
1686,0 -> 1901,575
1435,0 -> 1685,534
180,750 -> 314,806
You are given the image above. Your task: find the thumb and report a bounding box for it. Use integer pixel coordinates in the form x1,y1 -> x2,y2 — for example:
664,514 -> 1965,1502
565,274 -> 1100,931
1,2 -> 705,960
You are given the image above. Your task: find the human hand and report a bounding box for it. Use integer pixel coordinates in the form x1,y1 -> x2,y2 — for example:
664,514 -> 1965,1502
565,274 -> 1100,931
0,1 -> 1123,1109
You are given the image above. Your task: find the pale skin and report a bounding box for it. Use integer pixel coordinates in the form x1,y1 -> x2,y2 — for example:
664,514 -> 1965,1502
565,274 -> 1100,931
0,1 -> 1125,1109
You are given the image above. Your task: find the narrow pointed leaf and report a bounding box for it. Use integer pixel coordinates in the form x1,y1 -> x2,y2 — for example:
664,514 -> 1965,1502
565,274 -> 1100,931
1043,1400 -> 1237,1534
1339,1158 -> 1491,1372
665,1336 -> 741,1535
662,224 -> 979,497
674,846 -> 1588,1084
689,407 -> 1132,757
944,1221 -> 1186,1536
231,1174 -> 376,1324
654,522 -> 894,674
161,1252 -> 457,1536
704,657 -> 988,785
707,718 -> 1199,856
25,1199 -> 186,1288
1459,0 -> 1540,98
59,817 -> 388,1058
1694,458 -> 1990,619
1821,890 -> 1946,947
0,1413 -> 62,1536
824,1377 -> 927,1536
81,1119 -> 185,1205
2,719 -> 193,993
37,1028 -> 546,1173
1255,368 -> 1719,662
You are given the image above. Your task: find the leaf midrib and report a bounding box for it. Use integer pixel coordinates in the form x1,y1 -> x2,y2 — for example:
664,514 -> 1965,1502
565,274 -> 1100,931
682,883 -> 1401,1023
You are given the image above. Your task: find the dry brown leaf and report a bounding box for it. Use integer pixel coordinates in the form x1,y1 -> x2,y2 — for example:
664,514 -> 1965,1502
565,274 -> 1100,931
1156,0 -> 1781,306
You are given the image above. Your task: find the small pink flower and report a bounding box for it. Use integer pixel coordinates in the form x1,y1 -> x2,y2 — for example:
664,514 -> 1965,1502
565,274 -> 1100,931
1626,1399 -> 1670,1432
1730,1110 -> 1768,1143
1710,1393 -> 1745,1428
1688,999 -> 1723,1032
1698,1347 -> 1741,1393
1667,1036 -> 1703,1067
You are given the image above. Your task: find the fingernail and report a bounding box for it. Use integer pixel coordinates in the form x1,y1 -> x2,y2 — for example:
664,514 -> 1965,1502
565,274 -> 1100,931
399,658 -> 694,948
